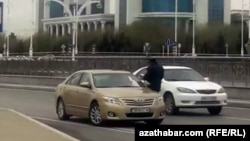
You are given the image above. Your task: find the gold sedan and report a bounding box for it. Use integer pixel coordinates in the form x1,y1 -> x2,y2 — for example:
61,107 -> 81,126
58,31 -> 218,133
55,70 -> 165,126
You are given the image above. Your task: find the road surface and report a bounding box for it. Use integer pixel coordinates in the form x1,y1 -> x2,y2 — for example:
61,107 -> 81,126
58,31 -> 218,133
1,88 -> 250,141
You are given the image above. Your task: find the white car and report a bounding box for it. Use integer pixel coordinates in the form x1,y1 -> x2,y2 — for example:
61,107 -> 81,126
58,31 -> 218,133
133,66 -> 228,115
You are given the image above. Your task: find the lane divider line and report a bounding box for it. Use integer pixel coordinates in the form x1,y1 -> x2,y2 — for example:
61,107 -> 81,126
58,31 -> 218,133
0,87 -> 55,94
32,116 -> 135,134
7,109 -> 81,141
221,116 -> 250,121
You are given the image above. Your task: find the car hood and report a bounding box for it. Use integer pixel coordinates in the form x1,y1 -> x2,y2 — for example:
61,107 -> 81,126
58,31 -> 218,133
166,81 -> 222,90
96,87 -> 160,98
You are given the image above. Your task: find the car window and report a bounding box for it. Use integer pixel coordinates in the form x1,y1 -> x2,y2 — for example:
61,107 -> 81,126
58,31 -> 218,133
135,68 -> 147,79
92,73 -> 143,88
164,69 -> 205,81
79,73 -> 90,84
66,73 -> 82,86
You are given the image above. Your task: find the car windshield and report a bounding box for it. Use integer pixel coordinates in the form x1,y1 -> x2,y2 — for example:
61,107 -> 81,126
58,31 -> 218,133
92,73 -> 144,88
164,69 -> 205,81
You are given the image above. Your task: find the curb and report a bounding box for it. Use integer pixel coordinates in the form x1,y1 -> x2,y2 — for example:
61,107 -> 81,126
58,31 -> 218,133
0,83 -> 249,109
0,84 -> 55,92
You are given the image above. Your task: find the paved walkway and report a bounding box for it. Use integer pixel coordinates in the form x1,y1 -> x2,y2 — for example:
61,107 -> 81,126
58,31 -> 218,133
0,109 -> 79,141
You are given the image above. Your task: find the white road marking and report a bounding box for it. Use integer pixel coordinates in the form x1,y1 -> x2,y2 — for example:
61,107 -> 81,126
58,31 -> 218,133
221,116 -> 250,122
4,109 -> 80,141
32,116 -> 135,134
0,87 -> 55,94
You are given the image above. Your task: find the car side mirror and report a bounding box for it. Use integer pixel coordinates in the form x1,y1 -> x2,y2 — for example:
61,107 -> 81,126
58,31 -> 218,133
204,77 -> 209,81
80,82 -> 91,89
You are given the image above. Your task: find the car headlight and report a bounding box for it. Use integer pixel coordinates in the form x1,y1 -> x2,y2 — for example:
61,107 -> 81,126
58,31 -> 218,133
218,87 -> 225,93
177,87 -> 196,93
155,96 -> 164,105
103,97 -> 122,105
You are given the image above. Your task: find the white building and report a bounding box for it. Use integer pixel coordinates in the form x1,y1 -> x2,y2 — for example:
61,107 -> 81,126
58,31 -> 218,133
40,0 -> 231,36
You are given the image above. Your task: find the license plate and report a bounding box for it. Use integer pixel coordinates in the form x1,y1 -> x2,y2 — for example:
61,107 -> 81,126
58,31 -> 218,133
131,108 -> 150,113
201,97 -> 217,101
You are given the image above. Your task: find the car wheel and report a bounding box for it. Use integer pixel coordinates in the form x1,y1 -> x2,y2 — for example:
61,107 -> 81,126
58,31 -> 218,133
57,99 -> 70,120
207,106 -> 222,115
164,94 -> 179,115
89,102 -> 104,126
144,119 -> 163,125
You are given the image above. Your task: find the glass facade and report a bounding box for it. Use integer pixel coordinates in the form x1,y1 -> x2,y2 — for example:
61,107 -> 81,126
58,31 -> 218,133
142,0 -> 193,13
208,0 -> 224,23
49,1 -> 64,18
91,0 -> 105,14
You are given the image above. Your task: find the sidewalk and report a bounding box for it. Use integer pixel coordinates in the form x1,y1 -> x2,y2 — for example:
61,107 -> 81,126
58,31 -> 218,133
0,83 -> 249,109
0,108 -> 79,141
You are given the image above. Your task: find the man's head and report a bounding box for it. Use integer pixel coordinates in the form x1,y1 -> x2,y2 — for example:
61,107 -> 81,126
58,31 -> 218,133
147,58 -> 157,65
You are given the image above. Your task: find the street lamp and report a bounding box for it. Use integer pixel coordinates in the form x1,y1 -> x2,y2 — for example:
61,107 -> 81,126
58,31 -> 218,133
143,42 -> 150,57
45,0 -> 102,61
249,0 -> 250,39
75,0 -> 79,55
6,35 -> 9,58
3,43 -> 6,55
175,0 -> 178,43
241,0 -> 244,57
29,35 -> 33,58
178,43 -> 181,56
192,0 -> 196,56
225,43 -> 228,57
29,0 -> 35,59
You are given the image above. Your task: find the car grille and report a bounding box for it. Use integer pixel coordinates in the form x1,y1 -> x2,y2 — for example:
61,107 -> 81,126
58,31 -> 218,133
122,98 -> 154,106
195,101 -> 221,104
197,90 -> 217,94
126,113 -> 153,118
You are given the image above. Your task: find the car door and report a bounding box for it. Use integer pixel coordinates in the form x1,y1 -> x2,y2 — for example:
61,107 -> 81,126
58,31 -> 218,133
74,72 -> 93,118
63,72 -> 83,115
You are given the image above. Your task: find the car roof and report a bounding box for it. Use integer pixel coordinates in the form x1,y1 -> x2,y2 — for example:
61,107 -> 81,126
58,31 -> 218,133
162,66 -> 191,69
75,69 -> 130,74
140,66 -> 191,70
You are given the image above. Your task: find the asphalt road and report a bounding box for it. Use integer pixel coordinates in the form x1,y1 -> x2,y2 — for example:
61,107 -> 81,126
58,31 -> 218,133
1,88 -> 250,141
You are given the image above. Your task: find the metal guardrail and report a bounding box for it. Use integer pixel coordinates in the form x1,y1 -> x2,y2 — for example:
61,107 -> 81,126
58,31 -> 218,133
4,52 -> 250,57
0,56 -> 249,88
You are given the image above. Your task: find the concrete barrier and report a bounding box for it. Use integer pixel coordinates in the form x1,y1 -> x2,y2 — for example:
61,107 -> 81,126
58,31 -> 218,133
224,87 -> 250,100
0,74 -> 249,100
0,74 -> 65,87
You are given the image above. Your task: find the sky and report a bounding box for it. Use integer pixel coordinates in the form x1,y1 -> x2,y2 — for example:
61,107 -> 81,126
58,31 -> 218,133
2,0 -> 36,38
1,0 -> 249,38
232,0 -> 250,9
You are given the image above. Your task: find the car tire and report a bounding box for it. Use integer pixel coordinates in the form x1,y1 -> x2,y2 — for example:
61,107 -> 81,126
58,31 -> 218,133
207,106 -> 222,115
164,94 -> 179,115
89,102 -> 104,126
144,119 -> 163,125
57,99 -> 70,120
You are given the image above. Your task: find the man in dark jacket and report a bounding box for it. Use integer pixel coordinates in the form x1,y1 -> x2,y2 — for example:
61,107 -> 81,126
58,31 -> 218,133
143,58 -> 164,92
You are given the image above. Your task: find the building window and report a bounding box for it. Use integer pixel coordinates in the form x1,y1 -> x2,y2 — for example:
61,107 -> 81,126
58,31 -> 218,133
208,0 -> 224,23
142,0 -> 193,13
50,0 -> 64,18
91,0 -> 105,14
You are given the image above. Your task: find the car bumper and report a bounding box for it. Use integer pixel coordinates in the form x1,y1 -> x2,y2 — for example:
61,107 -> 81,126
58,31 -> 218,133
99,102 -> 166,121
174,93 -> 228,108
